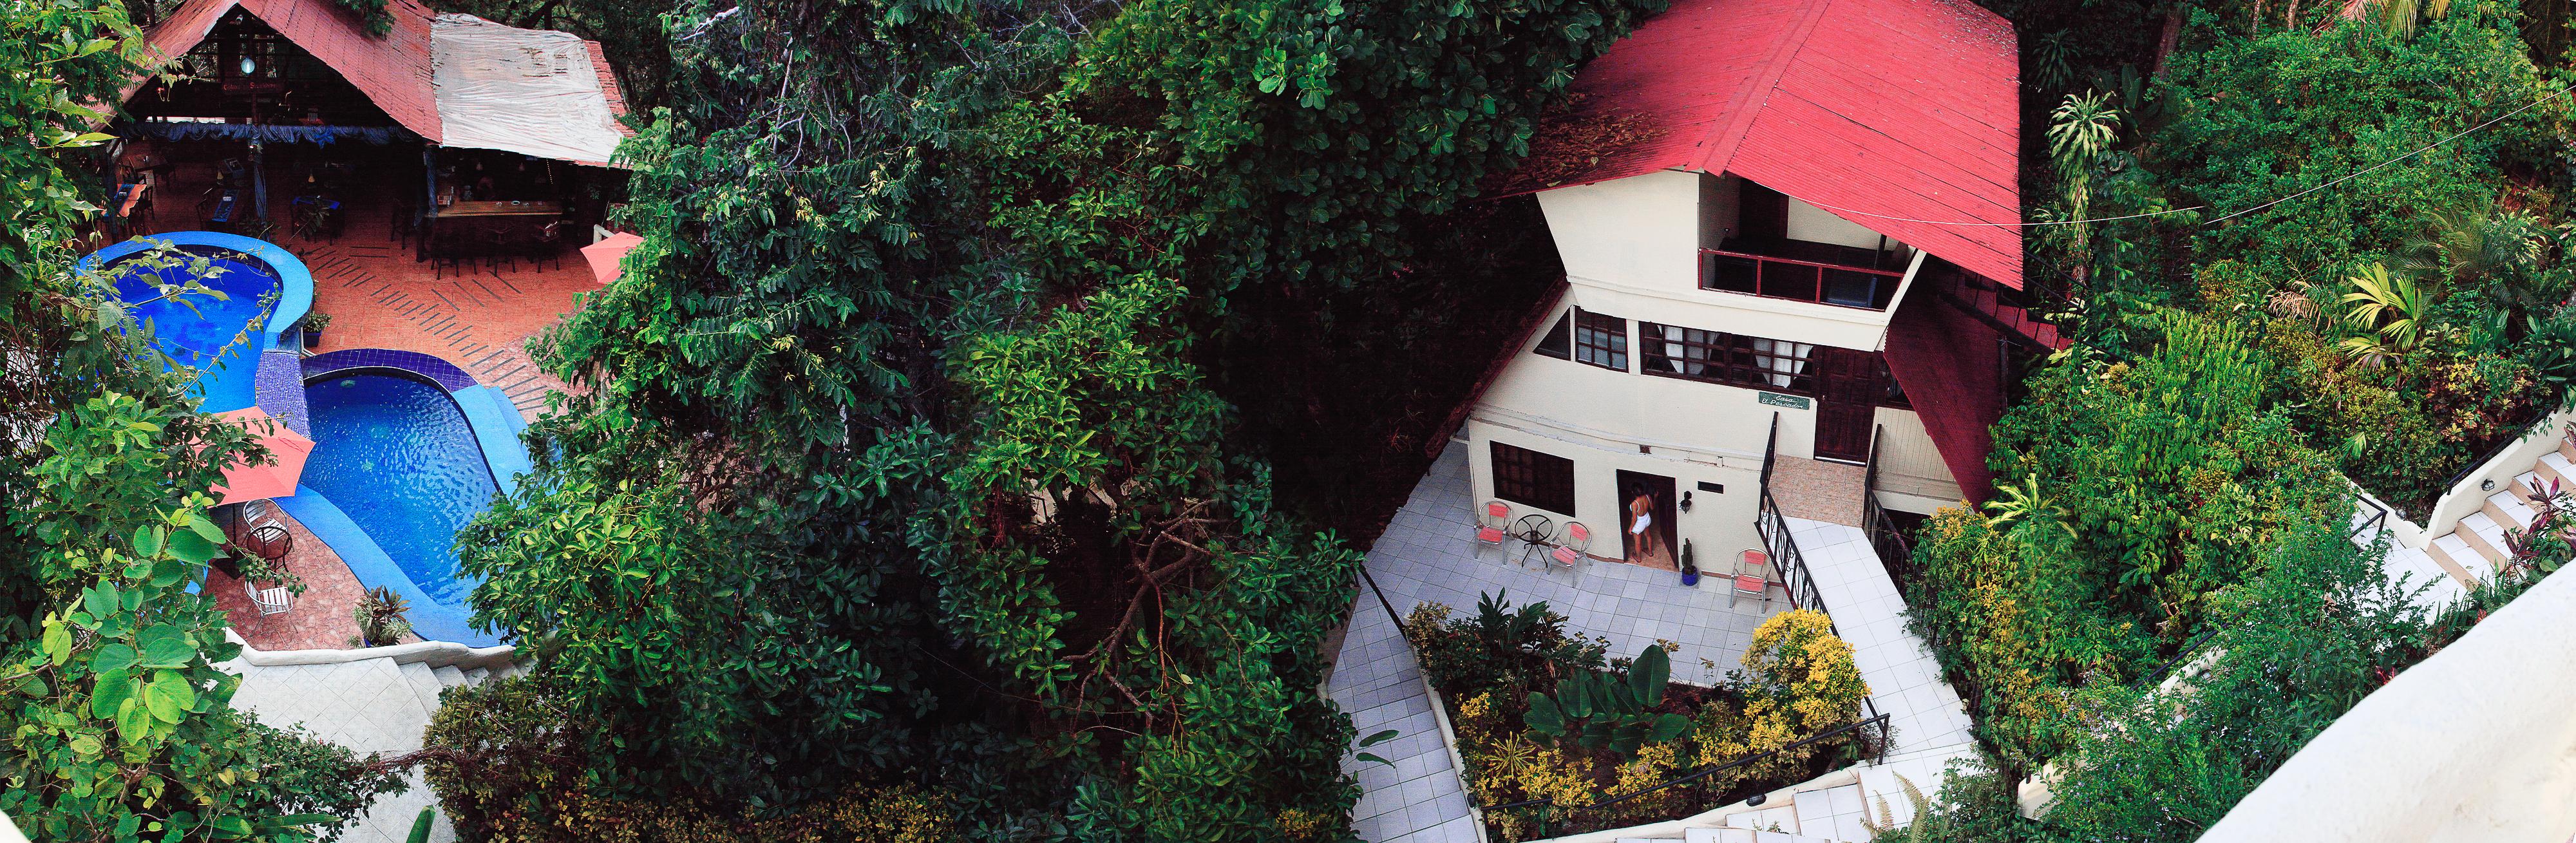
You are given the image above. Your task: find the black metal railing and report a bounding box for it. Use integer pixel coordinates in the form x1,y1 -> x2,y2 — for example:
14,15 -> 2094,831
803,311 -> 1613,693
1478,712 -> 1893,838
1859,425 -> 1919,595
1752,413 -> 1891,761
2349,498 -> 2390,543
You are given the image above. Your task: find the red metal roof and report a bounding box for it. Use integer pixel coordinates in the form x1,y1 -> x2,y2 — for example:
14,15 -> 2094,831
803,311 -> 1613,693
1501,0 -> 2025,288
141,0 -> 444,142
1882,287 -> 2004,503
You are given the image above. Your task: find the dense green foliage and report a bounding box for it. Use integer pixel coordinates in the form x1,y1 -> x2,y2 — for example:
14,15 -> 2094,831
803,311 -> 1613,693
1406,600 -> 1869,841
426,0 -> 1659,839
1902,1 -> 2576,838
1,2 -> 408,837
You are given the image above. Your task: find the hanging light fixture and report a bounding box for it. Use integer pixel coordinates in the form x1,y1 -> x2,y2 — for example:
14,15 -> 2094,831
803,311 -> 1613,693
239,56 -> 256,75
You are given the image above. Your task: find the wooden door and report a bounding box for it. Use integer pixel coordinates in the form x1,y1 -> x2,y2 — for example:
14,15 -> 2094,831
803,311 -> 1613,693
1813,347 -> 1879,463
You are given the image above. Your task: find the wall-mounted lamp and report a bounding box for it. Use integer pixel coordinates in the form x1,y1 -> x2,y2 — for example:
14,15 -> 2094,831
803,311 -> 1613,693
1679,491 -> 1694,513
2481,478 -> 2498,492
240,57 -> 257,75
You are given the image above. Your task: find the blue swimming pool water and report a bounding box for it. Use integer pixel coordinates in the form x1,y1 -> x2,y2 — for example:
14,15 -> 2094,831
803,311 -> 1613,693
111,255 -> 280,413
301,372 -> 500,645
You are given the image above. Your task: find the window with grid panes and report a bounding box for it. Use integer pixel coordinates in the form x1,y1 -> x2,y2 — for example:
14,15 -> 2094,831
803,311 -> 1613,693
1490,441 -> 1575,515
1573,309 -> 1627,371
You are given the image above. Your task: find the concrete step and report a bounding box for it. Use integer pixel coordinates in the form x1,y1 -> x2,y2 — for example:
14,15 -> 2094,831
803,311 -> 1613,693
1792,784 -> 1867,842
2485,489 -> 2537,531
2512,470 -> 2549,499
2430,534 -> 2492,582
397,661 -> 444,717
2537,451 -> 2576,488
2386,546 -> 2468,609
1724,806 -> 1805,837
2458,513 -> 2514,564
433,665 -> 466,687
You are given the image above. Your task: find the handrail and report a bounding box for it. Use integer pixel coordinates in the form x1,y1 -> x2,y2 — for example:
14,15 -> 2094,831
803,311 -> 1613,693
1699,248 -> 1905,278
1752,426 -> 1889,761
1478,713 -> 1893,828
1859,425 -> 1918,593
1699,249 -> 1902,311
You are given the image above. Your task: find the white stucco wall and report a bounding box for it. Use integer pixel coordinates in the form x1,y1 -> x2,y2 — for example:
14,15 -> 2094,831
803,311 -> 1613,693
2196,567 -> 2576,842
1534,170 -> 1924,352
1537,169 -> 1703,295
1868,407 -> 1963,513
1785,196 -> 1891,250
1463,416 -> 1766,567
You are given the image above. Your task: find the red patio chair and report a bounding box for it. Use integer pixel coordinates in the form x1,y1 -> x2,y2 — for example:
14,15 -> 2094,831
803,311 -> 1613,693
1550,522 -> 1591,571
1732,549 -> 1771,608
1475,500 -> 1511,558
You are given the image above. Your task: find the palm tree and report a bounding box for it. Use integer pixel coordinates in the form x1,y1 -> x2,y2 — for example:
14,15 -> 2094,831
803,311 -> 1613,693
2340,262 -> 2432,354
2380,0 -> 2454,38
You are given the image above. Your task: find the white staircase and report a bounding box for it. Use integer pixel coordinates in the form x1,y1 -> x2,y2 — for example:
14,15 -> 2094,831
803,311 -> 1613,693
406,659 -> 528,708
1609,782 -> 1873,843
2362,433 -> 2576,610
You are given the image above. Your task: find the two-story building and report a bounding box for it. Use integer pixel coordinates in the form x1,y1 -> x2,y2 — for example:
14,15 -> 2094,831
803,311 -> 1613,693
1464,0 -> 2056,572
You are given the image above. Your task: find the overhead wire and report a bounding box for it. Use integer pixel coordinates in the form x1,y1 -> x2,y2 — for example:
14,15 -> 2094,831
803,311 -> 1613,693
1783,86 -> 2573,229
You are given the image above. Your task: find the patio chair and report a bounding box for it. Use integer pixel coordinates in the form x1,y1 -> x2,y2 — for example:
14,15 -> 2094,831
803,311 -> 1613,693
1730,549 -> 1772,608
1549,522 -> 1591,572
531,220 -> 568,270
244,577 -> 292,616
1475,500 -> 1511,558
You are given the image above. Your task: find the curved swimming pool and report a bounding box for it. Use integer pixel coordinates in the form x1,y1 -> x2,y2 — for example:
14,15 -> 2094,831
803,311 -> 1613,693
82,232 -> 313,413
300,371 -> 501,646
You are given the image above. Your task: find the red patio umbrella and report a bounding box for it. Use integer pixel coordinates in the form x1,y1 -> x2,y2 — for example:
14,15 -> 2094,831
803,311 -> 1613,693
580,231 -> 643,286
209,408 -> 314,506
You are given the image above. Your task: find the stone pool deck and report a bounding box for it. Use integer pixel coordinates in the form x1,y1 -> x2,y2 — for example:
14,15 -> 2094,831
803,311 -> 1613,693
207,507 -> 368,650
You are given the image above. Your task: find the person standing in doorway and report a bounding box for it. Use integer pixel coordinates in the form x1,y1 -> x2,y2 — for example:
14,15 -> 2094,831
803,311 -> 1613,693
1627,486 -> 1660,561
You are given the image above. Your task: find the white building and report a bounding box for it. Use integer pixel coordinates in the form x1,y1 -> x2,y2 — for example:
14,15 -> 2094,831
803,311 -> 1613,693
1461,0 -> 2055,575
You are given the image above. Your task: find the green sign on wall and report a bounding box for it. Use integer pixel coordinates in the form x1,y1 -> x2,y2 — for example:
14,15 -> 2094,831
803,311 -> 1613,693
1757,392 -> 1810,410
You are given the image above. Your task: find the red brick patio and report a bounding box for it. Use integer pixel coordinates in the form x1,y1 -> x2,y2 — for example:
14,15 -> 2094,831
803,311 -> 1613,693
206,508 -> 373,650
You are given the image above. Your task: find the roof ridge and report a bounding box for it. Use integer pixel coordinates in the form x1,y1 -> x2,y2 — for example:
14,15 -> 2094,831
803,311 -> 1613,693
1687,0 -> 1838,176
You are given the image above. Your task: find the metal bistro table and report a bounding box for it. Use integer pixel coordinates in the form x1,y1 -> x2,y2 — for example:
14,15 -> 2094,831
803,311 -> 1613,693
1512,513 -> 1555,569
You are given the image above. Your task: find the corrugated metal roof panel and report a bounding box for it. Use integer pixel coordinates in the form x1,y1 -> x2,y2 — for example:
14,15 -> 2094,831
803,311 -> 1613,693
1500,0 -> 2024,287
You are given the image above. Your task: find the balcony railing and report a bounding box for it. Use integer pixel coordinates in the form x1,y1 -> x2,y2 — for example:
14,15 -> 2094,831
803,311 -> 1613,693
1700,248 -> 1905,310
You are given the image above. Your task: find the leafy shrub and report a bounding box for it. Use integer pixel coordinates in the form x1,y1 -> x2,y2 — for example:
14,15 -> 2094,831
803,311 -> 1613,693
1688,610 -> 1870,791
351,585 -> 412,647
421,673 -> 949,842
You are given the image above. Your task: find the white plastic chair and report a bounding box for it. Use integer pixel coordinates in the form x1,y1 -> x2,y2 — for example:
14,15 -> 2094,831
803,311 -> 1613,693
245,578 -> 292,616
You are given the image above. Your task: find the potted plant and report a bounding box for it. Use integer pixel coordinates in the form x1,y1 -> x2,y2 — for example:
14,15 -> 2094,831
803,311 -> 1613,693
299,311 -> 331,350
1678,540 -> 1700,587
352,585 -> 412,647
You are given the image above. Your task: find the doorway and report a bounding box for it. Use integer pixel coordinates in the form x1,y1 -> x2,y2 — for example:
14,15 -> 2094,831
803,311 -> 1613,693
1614,471 -> 1680,570
1813,347 -> 1879,463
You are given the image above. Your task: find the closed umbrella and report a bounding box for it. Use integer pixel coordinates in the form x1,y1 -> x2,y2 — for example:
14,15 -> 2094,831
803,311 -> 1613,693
580,231 -> 643,286
209,408 -> 314,505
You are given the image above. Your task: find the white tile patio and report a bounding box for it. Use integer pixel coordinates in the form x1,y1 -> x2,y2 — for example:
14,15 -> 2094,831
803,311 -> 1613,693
1330,444 -> 1984,840
1332,444 -> 1792,842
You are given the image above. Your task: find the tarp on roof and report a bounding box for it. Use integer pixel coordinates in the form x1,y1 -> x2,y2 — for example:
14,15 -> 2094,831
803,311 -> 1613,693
1496,0 -> 2025,289
431,14 -> 627,167
132,0 -> 634,167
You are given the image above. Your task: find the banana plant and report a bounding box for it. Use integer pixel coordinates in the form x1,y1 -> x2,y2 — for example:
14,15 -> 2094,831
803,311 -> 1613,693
1522,645 -> 1691,757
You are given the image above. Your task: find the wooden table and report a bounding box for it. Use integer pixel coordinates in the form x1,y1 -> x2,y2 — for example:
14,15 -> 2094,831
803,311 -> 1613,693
433,200 -> 562,219
428,200 -> 565,260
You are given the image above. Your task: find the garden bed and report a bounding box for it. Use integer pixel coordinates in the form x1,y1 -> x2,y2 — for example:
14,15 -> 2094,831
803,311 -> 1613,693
1402,594 -> 1881,842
